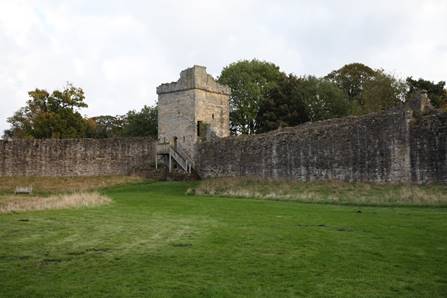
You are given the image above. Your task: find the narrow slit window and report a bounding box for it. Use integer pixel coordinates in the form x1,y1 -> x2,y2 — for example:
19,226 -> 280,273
197,121 -> 202,137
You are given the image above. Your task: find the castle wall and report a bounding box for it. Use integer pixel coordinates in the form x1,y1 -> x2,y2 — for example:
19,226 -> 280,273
0,138 -> 155,177
196,110 -> 447,184
1,111 -> 445,183
409,112 -> 447,183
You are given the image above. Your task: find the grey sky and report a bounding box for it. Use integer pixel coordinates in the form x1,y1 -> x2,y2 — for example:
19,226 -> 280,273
1,0 -> 446,134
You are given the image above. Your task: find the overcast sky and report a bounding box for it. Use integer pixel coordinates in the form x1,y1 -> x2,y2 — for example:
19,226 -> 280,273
1,0 -> 446,134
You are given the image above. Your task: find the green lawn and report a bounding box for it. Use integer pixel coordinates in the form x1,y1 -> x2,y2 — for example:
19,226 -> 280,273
0,181 -> 446,297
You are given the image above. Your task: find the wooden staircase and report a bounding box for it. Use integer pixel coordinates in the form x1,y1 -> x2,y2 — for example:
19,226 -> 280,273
156,143 -> 194,173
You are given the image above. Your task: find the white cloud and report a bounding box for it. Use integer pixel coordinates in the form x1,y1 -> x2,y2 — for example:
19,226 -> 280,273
0,0 -> 446,134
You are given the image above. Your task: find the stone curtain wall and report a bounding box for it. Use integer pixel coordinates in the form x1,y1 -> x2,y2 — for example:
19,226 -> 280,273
410,112 -> 447,183
0,138 -> 155,176
196,110 -> 447,184
1,109 -> 445,183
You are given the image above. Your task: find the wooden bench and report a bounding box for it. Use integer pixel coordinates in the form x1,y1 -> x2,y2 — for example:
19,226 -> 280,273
15,186 -> 33,195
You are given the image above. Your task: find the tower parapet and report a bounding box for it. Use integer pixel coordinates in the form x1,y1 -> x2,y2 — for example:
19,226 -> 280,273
157,65 -> 231,95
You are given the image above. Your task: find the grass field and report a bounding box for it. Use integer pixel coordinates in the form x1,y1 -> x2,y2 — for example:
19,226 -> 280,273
0,181 -> 446,297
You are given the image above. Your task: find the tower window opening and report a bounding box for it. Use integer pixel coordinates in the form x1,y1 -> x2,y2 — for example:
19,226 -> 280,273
197,121 -> 202,136
212,113 -> 214,120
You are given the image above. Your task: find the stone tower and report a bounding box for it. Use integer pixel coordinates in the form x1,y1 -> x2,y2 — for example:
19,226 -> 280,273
157,65 -> 230,161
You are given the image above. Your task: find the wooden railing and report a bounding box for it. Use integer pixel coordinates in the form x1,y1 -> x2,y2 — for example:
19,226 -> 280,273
169,147 -> 193,173
156,142 -> 170,155
156,142 -> 194,173
175,145 -> 194,168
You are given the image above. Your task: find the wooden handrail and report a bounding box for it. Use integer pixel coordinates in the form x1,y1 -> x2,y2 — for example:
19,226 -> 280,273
157,142 -> 194,173
168,146 -> 193,173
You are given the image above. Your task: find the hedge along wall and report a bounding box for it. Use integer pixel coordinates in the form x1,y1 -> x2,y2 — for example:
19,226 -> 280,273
0,137 -> 156,176
196,109 -> 447,184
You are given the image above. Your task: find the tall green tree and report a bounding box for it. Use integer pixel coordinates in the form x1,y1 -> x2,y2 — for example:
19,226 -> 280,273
406,77 -> 447,108
361,71 -> 407,114
256,75 -> 350,133
255,75 -> 309,133
86,105 -> 158,139
87,115 -> 125,138
121,105 -> 158,138
218,59 -> 285,134
300,76 -> 350,121
6,83 -> 89,139
326,63 -> 407,114
326,63 -> 377,105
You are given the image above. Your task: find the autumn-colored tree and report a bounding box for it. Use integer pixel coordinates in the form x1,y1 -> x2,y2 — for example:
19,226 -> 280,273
6,83 -> 89,139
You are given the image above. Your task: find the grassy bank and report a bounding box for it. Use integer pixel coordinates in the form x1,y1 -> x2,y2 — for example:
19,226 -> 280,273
0,180 -> 446,297
189,177 -> 447,206
0,176 -> 145,195
0,192 -> 111,214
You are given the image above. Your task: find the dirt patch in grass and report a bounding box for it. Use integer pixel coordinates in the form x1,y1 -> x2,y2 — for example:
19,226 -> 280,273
0,192 -> 112,214
188,177 -> 447,206
0,176 -> 145,194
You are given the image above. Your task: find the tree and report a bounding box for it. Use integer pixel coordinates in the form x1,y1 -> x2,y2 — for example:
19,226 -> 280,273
361,71 -> 407,114
88,115 -> 125,138
5,107 -> 32,139
326,63 -> 407,114
256,75 -> 350,133
218,59 -> 285,134
121,105 -> 158,138
85,105 -> 158,139
406,77 -> 447,108
6,83 -> 89,139
326,63 -> 377,105
255,75 -> 308,133
300,76 -> 350,122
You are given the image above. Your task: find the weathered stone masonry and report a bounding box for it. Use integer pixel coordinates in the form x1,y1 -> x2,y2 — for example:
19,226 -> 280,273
196,109 -> 447,184
1,65 -> 445,184
410,112 -> 447,183
0,138 -> 155,176
157,65 -> 230,160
